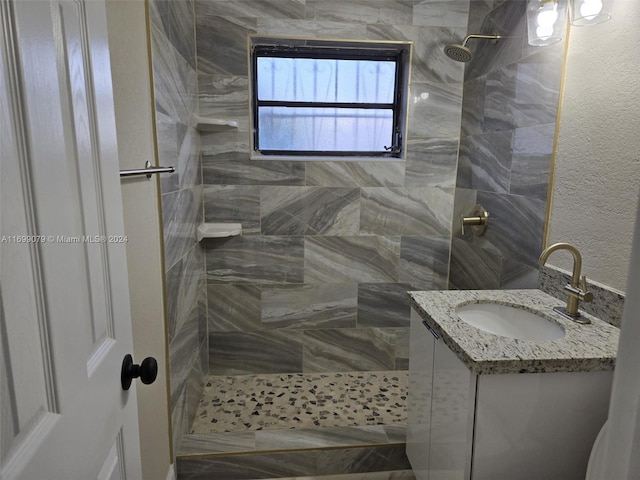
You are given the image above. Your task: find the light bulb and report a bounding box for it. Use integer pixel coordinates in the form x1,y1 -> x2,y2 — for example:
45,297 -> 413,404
537,2 -> 559,29
580,0 -> 603,20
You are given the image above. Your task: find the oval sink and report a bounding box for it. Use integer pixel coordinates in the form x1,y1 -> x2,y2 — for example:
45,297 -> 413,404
456,303 -> 565,341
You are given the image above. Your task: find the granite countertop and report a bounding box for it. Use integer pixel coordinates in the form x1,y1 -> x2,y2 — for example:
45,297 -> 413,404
408,289 -> 620,375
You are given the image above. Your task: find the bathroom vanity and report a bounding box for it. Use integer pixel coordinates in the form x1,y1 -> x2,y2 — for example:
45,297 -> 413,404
406,289 -> 619,480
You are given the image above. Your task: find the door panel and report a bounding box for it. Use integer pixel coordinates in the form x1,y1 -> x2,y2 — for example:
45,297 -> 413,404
0,1 -> 142,478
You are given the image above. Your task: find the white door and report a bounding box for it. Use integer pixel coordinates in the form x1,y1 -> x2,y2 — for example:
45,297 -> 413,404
0,1 -> 143,479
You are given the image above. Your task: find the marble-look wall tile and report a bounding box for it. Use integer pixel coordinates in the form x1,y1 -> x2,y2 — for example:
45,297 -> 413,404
408,82 -> 463,138
475,190 -> 546,264
156,111 -> 180,193
208,284 -> 262,332
256,19 -> 368,38
448,237 -> 502,290
460,74 -> 486,137
404,137 -> 458,188
456,130 -> 513,193
202,132 -> 306,186
398,236 -> 450,286
162,186 -> 200,269
509,124 -> 554,200
500,259 -> 539,289
172,385 -> 189,453
304,236 -> 401,283
357,283 -> 412,328
206,236 -> 305,284
306,0 -> 414,25
170,302 -> 201,408
209,330 -> 303,375
393,328 -> 410,370
305,161 -> 405,187
302,328 -> 396,372
196,15 -> 257,75
203,185 -> 261,235
198,75 -> 249,131
366,24 -> 466,84
176,444 -> 411,479
176,126 -> 201,191
413,0 -> 470,27
196,0 -> 305,19
360,187 -> 453,236
262,284 -> 358,330
261,187 -> 360,236
162,0 -> 196,69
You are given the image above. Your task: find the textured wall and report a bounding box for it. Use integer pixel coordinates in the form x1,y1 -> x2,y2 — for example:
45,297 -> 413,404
547,1 -> 640,292
196,0 -> 469,375
449,0 -> 565,290
149,0 -> 207,453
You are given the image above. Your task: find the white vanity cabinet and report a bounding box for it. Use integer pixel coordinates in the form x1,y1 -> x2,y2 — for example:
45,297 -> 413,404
407,308 -> 613,480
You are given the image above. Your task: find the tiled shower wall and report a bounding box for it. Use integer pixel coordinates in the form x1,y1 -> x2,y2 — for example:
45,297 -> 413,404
149,0 -> 207,451
196,0 -> 470,375
449,0 -> 565,289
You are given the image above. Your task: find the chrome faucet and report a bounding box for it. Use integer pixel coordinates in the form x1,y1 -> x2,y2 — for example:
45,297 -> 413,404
538,242 -> 593,324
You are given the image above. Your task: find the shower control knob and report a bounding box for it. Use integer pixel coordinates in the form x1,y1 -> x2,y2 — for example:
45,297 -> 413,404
121,354 -> 158,390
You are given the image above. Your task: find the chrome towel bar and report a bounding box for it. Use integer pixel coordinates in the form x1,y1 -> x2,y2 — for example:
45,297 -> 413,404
119,160 -> 175,178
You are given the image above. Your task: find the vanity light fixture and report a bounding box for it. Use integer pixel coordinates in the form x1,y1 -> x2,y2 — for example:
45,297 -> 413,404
569,0 -> 612,26
527,0 -> 567,46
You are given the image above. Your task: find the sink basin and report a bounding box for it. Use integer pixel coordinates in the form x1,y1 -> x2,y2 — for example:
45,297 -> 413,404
456,303 -> 565,341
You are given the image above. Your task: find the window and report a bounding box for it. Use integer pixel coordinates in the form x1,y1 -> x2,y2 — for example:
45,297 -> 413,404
250,38 -> 411,160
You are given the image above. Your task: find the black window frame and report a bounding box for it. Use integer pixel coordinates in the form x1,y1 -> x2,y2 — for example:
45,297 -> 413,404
250,40 -> 409,159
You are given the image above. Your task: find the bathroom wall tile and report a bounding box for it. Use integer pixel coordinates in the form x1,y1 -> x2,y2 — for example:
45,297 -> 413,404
456,130 -> 513,193
476,190 -> 546,265
209,330 -> 303,375
202,132 -> 306,186
404,137 -> 458,188
366,25 -> 467,84
306,0 -> 413,25
207,284 -> 262,332
198,74 -> 249,132
163,0 -> 196,69
408,82 -> 463,139
196,15 -> 257,75
171,245 -> 205,337
254,426 -> 390,451
203,185 -> 261,235
176,126 -> 201,191
156,111 -> 180,193
509,124 -> 554,200
302,328 -> 396,372
165,257 -> 182,341
357,283 -> 412,328
196,0 -> 305,19
304,236 -> 400,283
151,22 -> 197,126
206,236 -> 305,284
256,19 -> 368,38
398,236 -> 450,287
170,303 -> 201,408
465,0 -> 526,81
176,444 -> 411,479
162,186 -> 199,269
360,187 -> 453,236
261,187 -> 360,236
460,75 -> 486,137
186,356 -> 205,437
172,385 -> 188,452
305,161 -> 405,187
500,259 -> 539,289
262,284 -> 358,329
413,0 -> 469,27
448,237 -> 502,290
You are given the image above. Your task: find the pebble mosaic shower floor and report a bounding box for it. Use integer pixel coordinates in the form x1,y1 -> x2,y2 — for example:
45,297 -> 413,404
191,371 -> 408,434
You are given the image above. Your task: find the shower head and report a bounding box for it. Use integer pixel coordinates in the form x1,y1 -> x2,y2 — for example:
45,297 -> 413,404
444,44 -> 473,62
444,33 -> 501,63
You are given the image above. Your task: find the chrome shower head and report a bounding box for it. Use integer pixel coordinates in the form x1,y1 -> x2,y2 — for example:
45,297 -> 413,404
444,33 -> 501,63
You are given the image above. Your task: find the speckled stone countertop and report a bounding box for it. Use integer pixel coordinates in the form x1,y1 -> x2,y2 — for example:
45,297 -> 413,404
408,289 -> 620,375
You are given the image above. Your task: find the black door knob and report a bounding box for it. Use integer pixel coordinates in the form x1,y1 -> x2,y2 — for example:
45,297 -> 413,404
121,354 -> 158,390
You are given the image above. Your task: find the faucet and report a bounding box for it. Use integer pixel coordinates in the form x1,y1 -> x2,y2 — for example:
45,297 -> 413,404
538,242 -> 593,324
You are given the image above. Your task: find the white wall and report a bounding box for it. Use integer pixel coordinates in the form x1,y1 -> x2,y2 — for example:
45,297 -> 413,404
547,0 -> 640,292
105,1 -> 172,479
